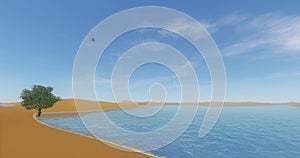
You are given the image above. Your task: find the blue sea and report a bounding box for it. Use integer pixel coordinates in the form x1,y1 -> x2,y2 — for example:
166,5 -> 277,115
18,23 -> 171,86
40,105 -> 300,158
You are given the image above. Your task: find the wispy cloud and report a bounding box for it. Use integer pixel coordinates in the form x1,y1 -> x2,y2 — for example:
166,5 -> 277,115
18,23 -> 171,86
158,12 -> 248,40
268,71 -> 300,79
201,13 -> 249,34
161,12 -> 300,57
247,71 -> 300,81
95,77 -> 111,85
162,17 -> 210,40
131,38 -> 159,46
220,13 -> 300,56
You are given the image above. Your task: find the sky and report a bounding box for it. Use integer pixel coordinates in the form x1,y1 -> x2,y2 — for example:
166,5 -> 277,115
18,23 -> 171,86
0,0 -> 300,102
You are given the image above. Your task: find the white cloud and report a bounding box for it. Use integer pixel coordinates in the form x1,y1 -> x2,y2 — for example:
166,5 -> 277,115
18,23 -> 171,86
247,71 -> 300,81
222,38 -> 267,56
157,29 -> 181,39
157,12 -> 249,42
221,13 -> 300,56
268,71 -> 300,79
162,17 -> 210,41
95,77 -> 111,85
172,61 -> 196,78
202,13 -> 249,34
131,38 -> 159,45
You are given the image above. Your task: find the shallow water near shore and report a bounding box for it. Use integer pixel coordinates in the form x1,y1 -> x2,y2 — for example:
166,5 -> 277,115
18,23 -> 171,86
40,105 -> 300,158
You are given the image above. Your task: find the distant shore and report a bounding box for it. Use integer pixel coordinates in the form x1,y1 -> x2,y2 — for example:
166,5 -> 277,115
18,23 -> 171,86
3,99 -> 299,119
37,99 -> 300,119
3,99 -> 300,108
0,102 -> 19,106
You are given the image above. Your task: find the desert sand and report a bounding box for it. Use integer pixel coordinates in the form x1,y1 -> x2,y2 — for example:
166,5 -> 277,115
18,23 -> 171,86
0,99 -> 153,158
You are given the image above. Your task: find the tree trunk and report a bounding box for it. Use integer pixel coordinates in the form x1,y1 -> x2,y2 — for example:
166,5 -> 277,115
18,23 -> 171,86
37,108 -> 42,117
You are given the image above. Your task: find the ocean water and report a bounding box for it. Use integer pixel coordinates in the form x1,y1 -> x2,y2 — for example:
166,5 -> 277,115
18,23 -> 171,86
40,105 -> 300,158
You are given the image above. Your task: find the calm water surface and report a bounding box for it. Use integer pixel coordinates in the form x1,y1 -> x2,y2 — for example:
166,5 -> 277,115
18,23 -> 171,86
40,105 -> 300,158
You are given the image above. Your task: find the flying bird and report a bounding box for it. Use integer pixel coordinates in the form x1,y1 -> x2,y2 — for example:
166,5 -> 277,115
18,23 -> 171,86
92,38 -> 95,42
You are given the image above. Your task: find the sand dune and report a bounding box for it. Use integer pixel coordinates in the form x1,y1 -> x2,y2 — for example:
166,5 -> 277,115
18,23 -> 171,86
0,100 -> 152,158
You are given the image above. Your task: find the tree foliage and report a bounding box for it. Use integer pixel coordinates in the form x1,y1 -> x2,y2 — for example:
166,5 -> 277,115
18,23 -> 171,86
20,85 -> 61,117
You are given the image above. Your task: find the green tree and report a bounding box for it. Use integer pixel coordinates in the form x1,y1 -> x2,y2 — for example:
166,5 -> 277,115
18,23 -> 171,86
20,85 -> 61,117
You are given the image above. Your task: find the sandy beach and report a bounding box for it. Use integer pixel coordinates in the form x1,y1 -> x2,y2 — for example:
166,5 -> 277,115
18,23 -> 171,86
1,99 -> 299,158
0,99 -> 152,158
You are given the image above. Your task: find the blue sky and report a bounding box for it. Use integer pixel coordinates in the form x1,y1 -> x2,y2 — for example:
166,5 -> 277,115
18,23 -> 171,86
0,0 -> 300,102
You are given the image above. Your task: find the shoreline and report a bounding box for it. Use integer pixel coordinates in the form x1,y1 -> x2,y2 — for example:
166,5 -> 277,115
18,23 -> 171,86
33,113 -> 155,157
0,101 -> 154,158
